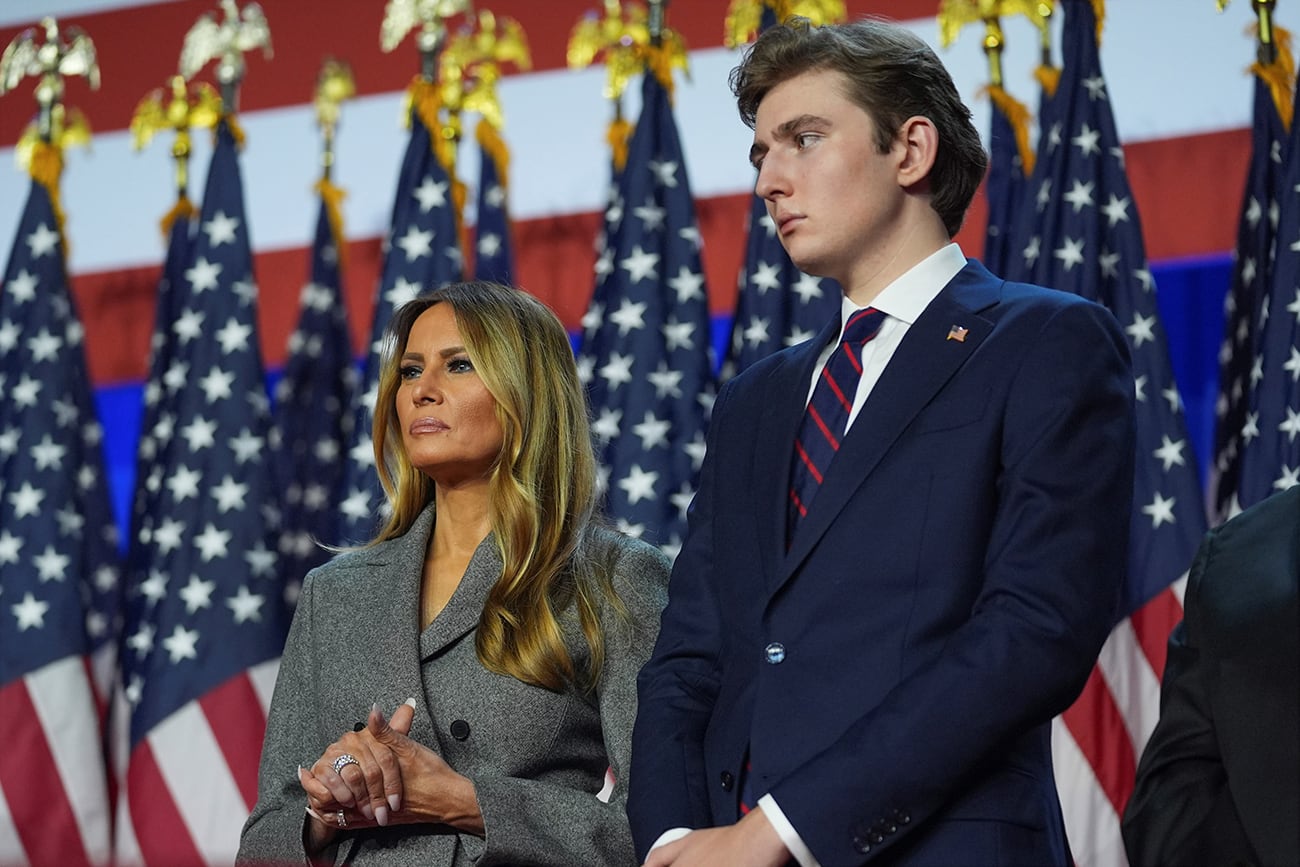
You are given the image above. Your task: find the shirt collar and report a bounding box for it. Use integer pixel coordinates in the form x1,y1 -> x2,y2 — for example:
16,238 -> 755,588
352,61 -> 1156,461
839,243 -> 967,326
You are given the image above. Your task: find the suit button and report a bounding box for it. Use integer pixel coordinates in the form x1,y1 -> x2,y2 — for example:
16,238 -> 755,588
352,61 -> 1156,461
885,823 -> 897,834
892,809 -> 910,824
764,642 -> 786,664
720,771 -> 734,792
852,836 -> 871,854
868,832 -> 884,845
450,719 -> 471,740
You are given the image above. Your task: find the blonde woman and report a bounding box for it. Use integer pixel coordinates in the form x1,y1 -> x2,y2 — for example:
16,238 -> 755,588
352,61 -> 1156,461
238,282 -> 670,866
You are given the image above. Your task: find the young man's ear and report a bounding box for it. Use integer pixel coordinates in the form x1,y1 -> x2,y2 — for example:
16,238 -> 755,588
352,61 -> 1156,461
895,115 -> 938,187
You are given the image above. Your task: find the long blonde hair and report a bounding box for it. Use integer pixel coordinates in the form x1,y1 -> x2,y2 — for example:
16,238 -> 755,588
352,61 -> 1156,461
371,281 -> 617,691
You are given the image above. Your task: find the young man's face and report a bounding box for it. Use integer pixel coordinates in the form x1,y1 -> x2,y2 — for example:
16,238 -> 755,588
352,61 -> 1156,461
750,68 -> 908,290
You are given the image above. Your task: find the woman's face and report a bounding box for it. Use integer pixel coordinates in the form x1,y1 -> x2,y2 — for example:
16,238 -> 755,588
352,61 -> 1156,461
395,303 -> 504,488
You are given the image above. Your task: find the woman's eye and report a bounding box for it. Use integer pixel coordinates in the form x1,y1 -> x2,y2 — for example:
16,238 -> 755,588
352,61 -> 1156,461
399,364 -> 421,380
447,358 -> 474,374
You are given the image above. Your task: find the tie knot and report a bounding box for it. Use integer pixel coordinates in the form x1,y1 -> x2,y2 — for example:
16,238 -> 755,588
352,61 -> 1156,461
841,307 -> 886,346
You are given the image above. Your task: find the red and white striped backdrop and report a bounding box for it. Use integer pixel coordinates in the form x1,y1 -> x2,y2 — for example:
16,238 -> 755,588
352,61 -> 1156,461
0,1 -> 1276,865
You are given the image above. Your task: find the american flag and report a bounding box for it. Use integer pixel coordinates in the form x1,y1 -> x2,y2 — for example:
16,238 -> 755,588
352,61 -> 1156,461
337,94 -> 463,545
981,85 -> 1030,277
1209,56 -> 1291,522
720,188 -> 838,381
577,69 -> 715,558
0,149 -> 117,867
1234,58 -> 1300,511
472,119 -> 515,284
271,180 -> 357,598
113,119 -> 290,866
999,2 -> 1207,863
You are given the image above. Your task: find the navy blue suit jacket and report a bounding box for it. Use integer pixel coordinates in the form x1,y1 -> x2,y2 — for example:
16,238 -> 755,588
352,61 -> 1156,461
629,260 -> 1136,866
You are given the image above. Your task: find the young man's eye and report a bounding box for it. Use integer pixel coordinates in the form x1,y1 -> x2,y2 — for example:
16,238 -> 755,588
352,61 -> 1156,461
795,132 -> 819,149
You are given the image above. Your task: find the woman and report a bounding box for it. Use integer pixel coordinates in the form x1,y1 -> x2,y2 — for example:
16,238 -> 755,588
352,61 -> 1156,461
237,281 -> 671,865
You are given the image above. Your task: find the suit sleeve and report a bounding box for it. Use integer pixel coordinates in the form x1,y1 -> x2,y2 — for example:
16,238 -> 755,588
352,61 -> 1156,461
236,569 -> 330,867
1121,530 -> 1258,867
771,300 -> 1136,862
627,379 -> 735,860
469,539 -> 671,867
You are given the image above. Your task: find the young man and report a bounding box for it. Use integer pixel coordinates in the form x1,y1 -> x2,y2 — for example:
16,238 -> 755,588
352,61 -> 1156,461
629,17 -> 1136,867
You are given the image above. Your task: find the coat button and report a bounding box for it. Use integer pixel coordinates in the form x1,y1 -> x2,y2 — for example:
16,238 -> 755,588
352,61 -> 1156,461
868,832 -> 884,845
720,771 -> 734,792
892,809 -> 910,825
852,836 -> 871,854
450,719 -> 471,740
764,642 -> 786,664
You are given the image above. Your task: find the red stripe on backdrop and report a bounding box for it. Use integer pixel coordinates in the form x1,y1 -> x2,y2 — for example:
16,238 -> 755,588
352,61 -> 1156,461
71,127 -> 1247,386
128,739 -> 207,867
0,0 -> 933,147
1062,666 -> 1139,819
1129,587 -> 1185,682
0,675 -> 94,867
198,673 -> 269,812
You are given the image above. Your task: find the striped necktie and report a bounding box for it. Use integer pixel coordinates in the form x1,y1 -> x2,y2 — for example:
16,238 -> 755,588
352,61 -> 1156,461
787,307 -> 887,546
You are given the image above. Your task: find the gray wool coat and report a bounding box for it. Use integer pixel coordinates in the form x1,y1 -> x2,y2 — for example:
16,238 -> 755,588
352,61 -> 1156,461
236,505 -> 670,866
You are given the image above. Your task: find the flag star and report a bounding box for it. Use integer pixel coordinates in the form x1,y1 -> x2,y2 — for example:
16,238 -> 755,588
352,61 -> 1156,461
1285,346 -> 1300,382
181,416 -> 218,451
616,518 -> 645,538
26,328 -> 62,362
244,542 -> 278,578
212,474 -> 249,511
620,246 -> 661,283
662,318 -> 695,351
1142,492 -> 1177,528
668,266 -> 705,303
618,464 -> 660,504
179,575 -> 216,613
27,222 -> 60,257
9,482 -> 44,518
670,483 -> 695,521
1053,237 -> 1086,271
12,593 -> 49,631
609,299 -> 648,335
125,674 -> 144,705
1152,436 -> 1186,471
648,159 -> 679,188
1099,250 -> 1120,279
1101,194 -> 1131,227
684,431 -> 708,471
126,623 -> 155,657
199,367 -> 236,402
203,210 -> 241,246
1072,123 -> 1102,156
1125,313 -> 1156,347
1062,179 -> 1095,212
396,226 -> 435,261
581,301 -> 605,333
1280,407 -> 1300,442
648,362 -> 684,399
751,261 -> 782,294
229,428 -> 264,463
0,320 -> 19,351
215,318 -> 253,353
413,176 -> 448,212
484,183 -> 506,208
633,200 -> 667,232
599,352 -> 635,388
0,531 -> 21,564
167,465 -> 202,502
576,354 -> 594,384
140,570 -> 169,604
1162,385 -> 1183,413
6,269 -> 38,302
786,325 -> 817,346
632,411 -> 672,449
743,316 -> 771,347
227,585 -> 265,623
1241,410 -> 1260,444
12,375 -> 41,407
52,398 -> 76,427
791,273 -> 824,304
0,428 -> 18,457
1275,465 -> 1300,490
194,523 -> 232,561
33,546 -> 69,582
340,487 -> 373,521
94,565 -> 117,591
185,257 -> 223,292
1022,236 -> 1041,266
1134,374 -> 1148,403
30,435 -> 66,470
678,225 -> 702,250
162,624 -> 200,663
592,408 -> 623,442
477,232 -> 502,257
1133,267 -> 1155,293
349,435 -> 376,468
760,212 -> 778,237
1082,74 -> 1107,100
387,276 -> 422,307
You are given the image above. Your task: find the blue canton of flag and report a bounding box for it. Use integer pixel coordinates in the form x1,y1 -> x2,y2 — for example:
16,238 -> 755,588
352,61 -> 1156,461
982,90 -> 1030,277
472,121 -> 515,285
1006,0 -> 1206,618
1236,66 -> 1300,510
577,71 -> 716,558
1210,68 -> 1290,521
115,119 -> 289,866
0,160 -> 116,867
338,102 -> 463,544
272,182 -> 356,597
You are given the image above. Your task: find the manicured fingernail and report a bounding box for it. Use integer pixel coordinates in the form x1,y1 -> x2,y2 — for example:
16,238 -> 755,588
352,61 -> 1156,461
360,802 -> 374,821
388,793 -> 401,812
404,696 -> 416,708
374,805 -> 389,826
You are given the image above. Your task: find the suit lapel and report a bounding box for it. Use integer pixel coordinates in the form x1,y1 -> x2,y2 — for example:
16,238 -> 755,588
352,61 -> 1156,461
756,317 -> 839,592
779,262 -> 1001,584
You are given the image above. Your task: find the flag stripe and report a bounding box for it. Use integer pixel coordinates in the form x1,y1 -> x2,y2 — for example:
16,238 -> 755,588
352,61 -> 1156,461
1127,584 -> 1185,680
126,740 -> 206,867
1061,666 -> 1138,819
1051,717 -> 1127,867
0,674 -> 95,867
0,775 -> 24,867
1094,619 -> 1163,756
248,657 -> 280,716
198,672 -> 269,812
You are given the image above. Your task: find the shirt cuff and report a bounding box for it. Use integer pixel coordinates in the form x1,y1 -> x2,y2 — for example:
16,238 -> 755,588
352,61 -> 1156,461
648,827 -> 693,854
758,795 -> 822,867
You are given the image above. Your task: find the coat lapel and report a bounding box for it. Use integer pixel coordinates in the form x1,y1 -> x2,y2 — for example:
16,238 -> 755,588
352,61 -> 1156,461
779,261 -> 1002,585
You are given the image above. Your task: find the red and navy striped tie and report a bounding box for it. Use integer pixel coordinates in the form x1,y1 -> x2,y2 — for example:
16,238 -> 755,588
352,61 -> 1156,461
787,307 -> 887,546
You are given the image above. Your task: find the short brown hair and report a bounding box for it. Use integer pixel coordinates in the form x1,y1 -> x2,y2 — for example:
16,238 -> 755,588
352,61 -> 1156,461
730,16 -> 988,237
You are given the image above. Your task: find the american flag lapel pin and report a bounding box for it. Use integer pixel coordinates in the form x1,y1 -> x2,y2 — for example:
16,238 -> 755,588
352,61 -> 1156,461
947,325 -> 969,343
